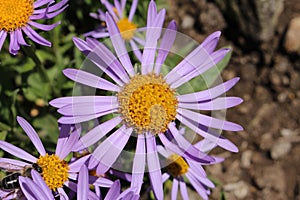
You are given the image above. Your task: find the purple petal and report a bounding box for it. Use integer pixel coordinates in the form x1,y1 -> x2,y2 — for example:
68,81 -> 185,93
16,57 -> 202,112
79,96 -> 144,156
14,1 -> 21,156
0,158 -> 29,169
179,180 -> 189,200
154,20 -> 177,74
73,116 -> 122,151
168,123 -> 214,162
31,170 -> 53,199
165,31 -> 222,85
177,108 -> 243,131
131,134 -> 146,194
114,0 -> 122,18
142,9 -> 166,74
170,48 -> 231,88
90,176 -> 113,188
95,126 -> 132,174
103,1 -> 119,20
171,179 -> 179,200
57,130 -> 80,159
28,21 -> 60,31
185,172 -> 209,200
58,110 -> 117,124
177,77 -> 240,102
176,114 -> 239,152
78,165 -> 89,200
55,124 -> 72,157
128,0 -> 138,20
63,68 -> 120,92
19,177 -> 37,200
147,0 -> 157,27
9,31 -> 19,55
0,30 -> 7,51
178,97 -> 243,110
57,101 -> 118,116
188,169 -> 214,188
106,13 -> 135,77
146,135 -> 163,200
0,141 -> 37,163
22,25 -> 51,47
17,116 -> 46,156
50,96 -> 117,109
57,187 -> 68,200
69,155 -> 91,173
130,40 -> 142,61
104,180 -> 121,200
15,29 -> 28,46
33,0 -> 53,8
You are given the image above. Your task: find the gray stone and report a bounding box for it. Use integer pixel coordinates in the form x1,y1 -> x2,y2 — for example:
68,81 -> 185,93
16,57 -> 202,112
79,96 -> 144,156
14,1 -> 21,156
181,15 -> 195,29
271,140 -> 292,160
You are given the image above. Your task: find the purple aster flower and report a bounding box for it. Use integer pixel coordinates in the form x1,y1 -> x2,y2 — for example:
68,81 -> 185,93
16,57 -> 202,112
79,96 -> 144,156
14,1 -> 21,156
50,1 -> 243,198
0,0 -> 68,55
84,0 -> 146,60
157,128 -> 224,200
0,116 -> 111,199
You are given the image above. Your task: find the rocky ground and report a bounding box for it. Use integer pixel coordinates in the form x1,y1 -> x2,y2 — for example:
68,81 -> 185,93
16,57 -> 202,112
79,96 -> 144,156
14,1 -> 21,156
167,0 -> 300,199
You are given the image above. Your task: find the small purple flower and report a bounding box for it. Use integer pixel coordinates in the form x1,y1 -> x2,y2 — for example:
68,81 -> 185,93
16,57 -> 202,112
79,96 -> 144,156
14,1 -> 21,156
157,131 -> 224,200
84,0 -> 145,60
50,1 -> 243,198
0,117 -> 111,199
0,0 -> 68,55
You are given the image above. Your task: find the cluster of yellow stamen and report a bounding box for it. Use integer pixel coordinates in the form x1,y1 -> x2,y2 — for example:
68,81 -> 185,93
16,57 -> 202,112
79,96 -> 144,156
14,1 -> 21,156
36,154 -> 69,190
118,73 -> 178,135
117,18 -> 137,41
166,154 -> 189,177
0,0 -> 34,32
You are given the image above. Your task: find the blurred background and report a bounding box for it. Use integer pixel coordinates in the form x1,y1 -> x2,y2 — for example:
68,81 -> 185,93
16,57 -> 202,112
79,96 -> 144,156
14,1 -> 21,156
0,0 -> 299,199
167,0 -> 300,199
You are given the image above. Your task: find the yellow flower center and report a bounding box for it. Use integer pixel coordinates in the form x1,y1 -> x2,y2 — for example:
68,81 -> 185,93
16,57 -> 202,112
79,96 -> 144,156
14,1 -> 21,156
116,18 -> 137,41
166,154 -> 189,177
36,154 -> 69,191
0,0 -> 34,32
118,73 -> 178,135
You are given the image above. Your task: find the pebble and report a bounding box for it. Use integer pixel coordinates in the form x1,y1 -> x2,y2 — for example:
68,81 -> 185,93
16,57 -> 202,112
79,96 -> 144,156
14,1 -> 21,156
181,15 -> 195,29
284,16 -> 300,54
224,181 -> 249,199
241,150 -> 252,168
271,140 -> 292,160
280,128 -> 296,137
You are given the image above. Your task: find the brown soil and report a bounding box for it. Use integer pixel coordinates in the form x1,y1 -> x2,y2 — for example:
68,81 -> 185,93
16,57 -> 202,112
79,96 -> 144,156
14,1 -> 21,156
167,0 -> 300,199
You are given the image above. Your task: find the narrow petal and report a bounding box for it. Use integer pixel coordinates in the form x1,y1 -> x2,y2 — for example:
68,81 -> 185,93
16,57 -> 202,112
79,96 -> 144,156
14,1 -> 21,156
128,0 -> 138,20
9,31 -> 19,55
106,13 -> 135,77
57,188 -> 68,200
28,21 -> 60,31
58,131 -> 80,159
69,155 -> 91,173
170,49 -> 231,88
33,0 -> 52,8
95,126 -> 132,174
50,96 -> 117,109
78,165 -> 89,200
89,176 -> 113,188
176,114 -> 239,152
168,123 -> 214,162
57,101 -> 118,116
19,177 -> 37,200
73,116 -> 122,151
130,40 -> 142,61
58,109 -> 117,124
15,29 -> 28,46
154,20 -> 177,74
131,134 -> 146,194
63,68 -> 120,92
178,97 -> 243,110
22,25 -> 51,47
171,179 -> 179,200
17,116 -> 46,156
0,158 -> 30,169
165,31 -> 221,84
55,124 -> 72,156
0,30 -> 7,50
177,77 -> 240,102
177,108 -> 243,131
31,170 -> 53,199
0,141 -> 37,163
146,135 -> 163,200
179,180 -> 189,200
104,180 -> 120,200
185,173 -> 209,200
103,0 -> 119,20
